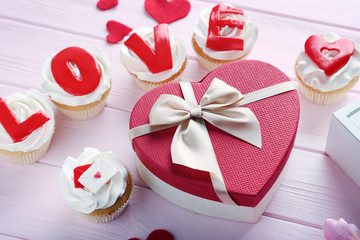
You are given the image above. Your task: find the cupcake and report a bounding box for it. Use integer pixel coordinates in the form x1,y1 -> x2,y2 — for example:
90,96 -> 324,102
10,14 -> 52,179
192,3 -> 258,71
120,23 -> 187,91
295,32 -> 360,105
42,46 -> 112,120
59,147 -> 132,223
0,89 -> 55,165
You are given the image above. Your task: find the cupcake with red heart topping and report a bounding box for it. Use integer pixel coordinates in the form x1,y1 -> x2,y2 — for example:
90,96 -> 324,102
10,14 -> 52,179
59,147 -> 132,223
120,23 -> 187,91
0,89 -> 55,165
192,3 -> 258,71
42,47 -> 111,120
295,33 -> 360,105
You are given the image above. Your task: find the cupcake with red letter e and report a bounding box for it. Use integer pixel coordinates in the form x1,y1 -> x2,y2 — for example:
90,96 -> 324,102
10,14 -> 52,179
0,90 -> 55,165
42,47 -> 112,120
193,3 -> 258,71
120,23 -> 187,91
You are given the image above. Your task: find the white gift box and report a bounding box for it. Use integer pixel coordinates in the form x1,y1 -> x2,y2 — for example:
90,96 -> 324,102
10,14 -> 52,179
325,99 -> 360,187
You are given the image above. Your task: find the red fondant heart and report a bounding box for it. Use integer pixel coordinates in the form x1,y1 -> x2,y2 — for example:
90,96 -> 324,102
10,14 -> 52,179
129,229 -> 174,240
106,20 -> 133,44
97,0 -> 118,10
130,60 -> 300,220
305,35 -> 354,76
145,0 -> 191,24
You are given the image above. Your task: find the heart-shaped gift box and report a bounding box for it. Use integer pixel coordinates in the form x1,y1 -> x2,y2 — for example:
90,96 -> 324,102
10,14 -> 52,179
129,60 -> 300,222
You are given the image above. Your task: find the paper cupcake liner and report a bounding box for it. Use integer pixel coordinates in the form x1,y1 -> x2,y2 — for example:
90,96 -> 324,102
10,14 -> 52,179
82,195 -> 131,223
56,97 -> 107,120
131,59 -> 187,92
0,138 -> 52,165
192,35 -> 248,71
296,70 -> 359,105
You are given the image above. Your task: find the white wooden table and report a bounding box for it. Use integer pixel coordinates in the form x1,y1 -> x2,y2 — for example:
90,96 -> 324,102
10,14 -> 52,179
0,1 -> 359,239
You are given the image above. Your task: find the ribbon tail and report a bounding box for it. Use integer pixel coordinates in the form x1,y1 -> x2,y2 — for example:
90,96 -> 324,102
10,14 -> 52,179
210,172 -> 237,205
171,118 -> 237,205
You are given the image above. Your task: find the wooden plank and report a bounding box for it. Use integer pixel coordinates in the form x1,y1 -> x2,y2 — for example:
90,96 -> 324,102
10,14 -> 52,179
197,0 -> 360,30
266,149 -> 360,227
0,1 -> 359,94
0,161 -> 324,240
1,84 -> 359,231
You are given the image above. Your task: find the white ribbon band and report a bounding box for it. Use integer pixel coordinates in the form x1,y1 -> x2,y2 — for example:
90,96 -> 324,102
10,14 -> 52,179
129,78 -> 296,205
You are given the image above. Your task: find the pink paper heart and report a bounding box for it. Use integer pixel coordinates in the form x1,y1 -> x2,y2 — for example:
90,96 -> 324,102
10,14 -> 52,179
106,20 -> 132,44
145,0 -> 191,24
97,0 -> 118,10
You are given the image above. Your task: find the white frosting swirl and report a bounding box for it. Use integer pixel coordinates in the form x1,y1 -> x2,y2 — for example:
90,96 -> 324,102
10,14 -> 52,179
193,4 -> 258,60
42,48 -> 111,106
296,32 -> 360,92
0,89 -> 55,152
59,147 -> 128,214
119,27 -> 187,82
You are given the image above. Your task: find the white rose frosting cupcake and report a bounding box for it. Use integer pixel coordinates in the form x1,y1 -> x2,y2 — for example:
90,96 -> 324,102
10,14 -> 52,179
42,47 -> 111,120
193,3 -> 258,71
59,147 -> 132,223
120,23 -> 187,91
0,89 -> 55,165
296,32 -> 360,105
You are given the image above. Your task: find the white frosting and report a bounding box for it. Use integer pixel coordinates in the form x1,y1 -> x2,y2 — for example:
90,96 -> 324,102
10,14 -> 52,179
42,48 -> 111,106
59,147 -> 128,214
119,27 -> 187,82
193,4 -> 258,60
296,32 -> 360,92
0,89 -> 55,152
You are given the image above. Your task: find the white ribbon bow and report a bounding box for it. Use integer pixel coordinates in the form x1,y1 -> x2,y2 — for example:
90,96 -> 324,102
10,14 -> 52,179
149,78 -> 262,175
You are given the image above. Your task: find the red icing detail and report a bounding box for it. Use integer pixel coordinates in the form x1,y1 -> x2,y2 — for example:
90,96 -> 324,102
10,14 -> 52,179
145,0 -> 191,24
0,98 -> 50,143
97,0 -> 118,10
128,229 -> 173,240
94,171 -> 101,178
73,164 -> 92,188
206,4 -> 244,51
130,60 -> 300,207
305,35 -> 355,76
106,20 -> 133,44
51,47 -> 101,96
124,24 -> 173,74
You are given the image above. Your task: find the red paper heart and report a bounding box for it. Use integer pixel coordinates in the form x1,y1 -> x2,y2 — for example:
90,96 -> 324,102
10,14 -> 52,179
106,20 -> 133,44
0,98 -> 50,143
305,35 -> 354,76
145,0 -> 191,24
129,229 -> 174,240
97,0 -> 118,10
130,60 -> 300,210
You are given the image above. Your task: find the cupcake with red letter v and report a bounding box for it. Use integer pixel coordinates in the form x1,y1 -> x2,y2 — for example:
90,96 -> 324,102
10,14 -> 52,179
192,3 -> 258,71
42,47 -> 112,120
120,23 -> 187,91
